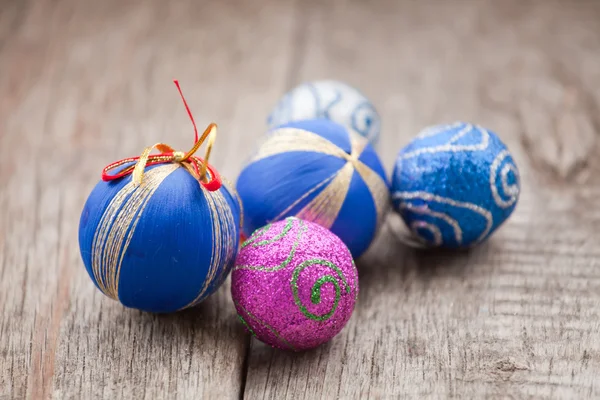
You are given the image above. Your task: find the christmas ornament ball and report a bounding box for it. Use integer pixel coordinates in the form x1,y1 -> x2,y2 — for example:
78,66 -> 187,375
231,217 -> 358,351
78,164 -> 242,313
236,118 -> 389,258
391,122 -> 520,248
267,80 -> 381,144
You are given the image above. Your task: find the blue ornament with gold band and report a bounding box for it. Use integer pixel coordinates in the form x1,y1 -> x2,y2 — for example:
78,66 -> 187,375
267,80 -> 381,145
391,122 -> 520,248
78,81 -> 242,313
236,119 -> 389,258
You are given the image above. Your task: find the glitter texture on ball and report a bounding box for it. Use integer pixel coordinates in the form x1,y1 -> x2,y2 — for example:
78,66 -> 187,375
231,217 -> 358,351
267,80 -> 381,144
391,122 -> 520,248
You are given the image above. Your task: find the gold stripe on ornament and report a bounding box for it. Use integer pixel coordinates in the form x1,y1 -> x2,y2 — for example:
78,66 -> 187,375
221,176 -> 244,230
347,131 -> 389,226
249,126 -> 388,230
270,169 -> 340,223
183,185 -> 238,308
91,164 -> 180,300
293,162 -> 354,229
250,128 -> 347,162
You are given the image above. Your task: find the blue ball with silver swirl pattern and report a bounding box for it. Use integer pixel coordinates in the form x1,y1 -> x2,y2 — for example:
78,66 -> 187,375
391,122 -> 520,248
267,80 -> 381,146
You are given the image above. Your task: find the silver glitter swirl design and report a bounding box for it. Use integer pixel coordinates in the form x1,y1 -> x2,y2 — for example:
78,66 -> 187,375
394,123 -> 520,247
489,150 -> 520,209
394,191 -> 494,246
410,221 -> 442,246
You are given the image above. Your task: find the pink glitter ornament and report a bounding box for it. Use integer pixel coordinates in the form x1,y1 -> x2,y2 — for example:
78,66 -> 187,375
231,217 -> 358,351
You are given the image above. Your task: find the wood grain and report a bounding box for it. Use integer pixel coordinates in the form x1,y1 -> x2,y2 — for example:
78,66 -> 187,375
1,0 -> 599,399
0,0 -> 295,398
242,0 -> 600,398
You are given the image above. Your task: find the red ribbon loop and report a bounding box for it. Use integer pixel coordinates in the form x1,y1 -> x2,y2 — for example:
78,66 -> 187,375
101,80 -> 222,192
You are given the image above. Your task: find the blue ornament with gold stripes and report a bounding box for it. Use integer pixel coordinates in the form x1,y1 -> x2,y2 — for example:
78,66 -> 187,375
391,122 -> 520,248
268,80 -> 381,145
78,82 -> 242,313
236,119 -> 389,258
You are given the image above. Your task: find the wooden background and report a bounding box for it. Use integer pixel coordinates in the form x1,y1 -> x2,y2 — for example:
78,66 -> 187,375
1,0 -> 600,398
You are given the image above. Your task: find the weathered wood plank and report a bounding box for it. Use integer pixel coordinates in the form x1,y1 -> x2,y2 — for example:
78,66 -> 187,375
2,0 -> 600,399
0,0 -> 295,398
242,0 -> 600,398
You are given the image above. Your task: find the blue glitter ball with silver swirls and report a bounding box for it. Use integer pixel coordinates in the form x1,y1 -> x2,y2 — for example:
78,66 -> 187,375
267,80 -> 381,145
391,122 -> 520,248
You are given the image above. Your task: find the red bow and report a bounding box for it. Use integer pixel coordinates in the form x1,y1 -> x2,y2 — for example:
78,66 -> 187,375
101,80 -> 222,192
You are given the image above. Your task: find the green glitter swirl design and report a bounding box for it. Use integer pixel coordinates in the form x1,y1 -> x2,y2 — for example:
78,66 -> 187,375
242,218 -> 294,248
237,315 -> 257,337
236,216 -> 354,324
291,259 -> 351,322
241,224 -> 270,249
235,218 -> 306,272
234,300 -> 296,351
